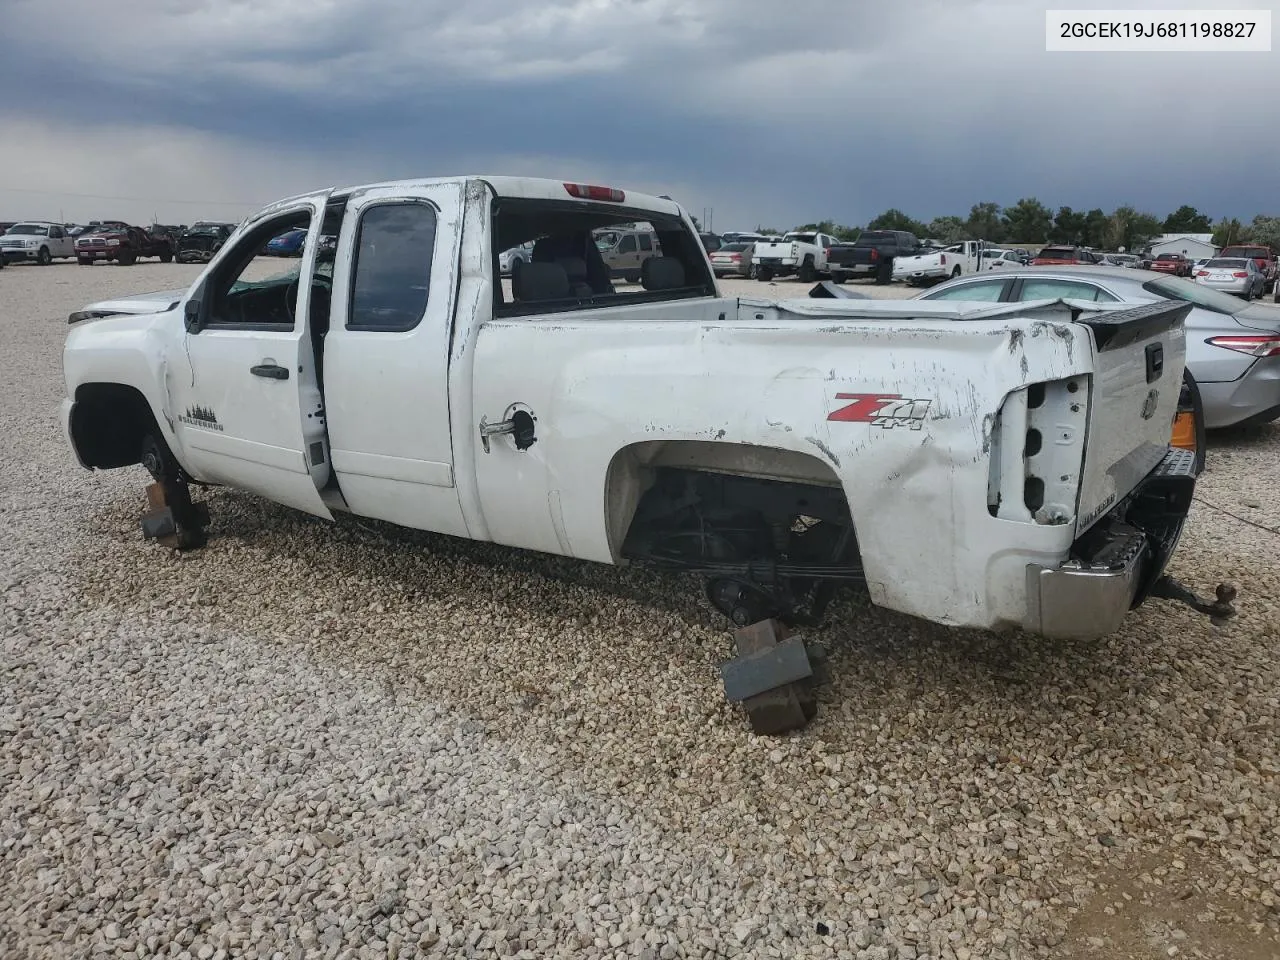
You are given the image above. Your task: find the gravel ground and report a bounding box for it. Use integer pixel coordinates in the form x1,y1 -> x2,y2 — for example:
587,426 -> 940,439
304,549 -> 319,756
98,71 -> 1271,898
2,260 -> 1278,960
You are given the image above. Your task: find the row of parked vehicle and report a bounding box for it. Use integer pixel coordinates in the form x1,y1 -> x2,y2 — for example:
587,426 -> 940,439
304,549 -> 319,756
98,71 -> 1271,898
0,219 -> 241,267
675,227 -> 1280,304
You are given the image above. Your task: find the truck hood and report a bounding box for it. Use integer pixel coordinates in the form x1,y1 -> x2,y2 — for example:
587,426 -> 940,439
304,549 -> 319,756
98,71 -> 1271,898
69,288 -> 187,322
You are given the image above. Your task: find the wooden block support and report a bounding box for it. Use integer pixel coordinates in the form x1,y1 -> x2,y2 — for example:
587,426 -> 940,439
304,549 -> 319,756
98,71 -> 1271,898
731,619 -> 813,735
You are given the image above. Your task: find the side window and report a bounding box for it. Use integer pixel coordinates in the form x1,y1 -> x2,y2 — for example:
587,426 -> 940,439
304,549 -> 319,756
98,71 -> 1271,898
203,212 -> 313,329
1019,279 -> 1117,302
638,234 -> 652,251
50,226 -> 63,239
348,202 -> 437,332
922,279 -> 1006,302
618,235 -> 637,253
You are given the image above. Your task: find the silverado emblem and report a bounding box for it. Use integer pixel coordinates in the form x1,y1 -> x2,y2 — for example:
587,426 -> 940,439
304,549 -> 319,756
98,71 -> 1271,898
828,393 -> 932,430
179,405 -> 224,432
1140,389 -> 1159,420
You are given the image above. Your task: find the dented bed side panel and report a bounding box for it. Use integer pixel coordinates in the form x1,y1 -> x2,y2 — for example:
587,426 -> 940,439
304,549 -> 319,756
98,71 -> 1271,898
471,307 -> 1096,630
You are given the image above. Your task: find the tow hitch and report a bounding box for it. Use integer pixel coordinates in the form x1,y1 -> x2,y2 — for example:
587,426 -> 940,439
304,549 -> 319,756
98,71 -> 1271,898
1149,576 -> 1238,626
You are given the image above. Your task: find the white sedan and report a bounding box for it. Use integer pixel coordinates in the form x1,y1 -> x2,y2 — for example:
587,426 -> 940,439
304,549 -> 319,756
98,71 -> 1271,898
981,249 -> 1024,270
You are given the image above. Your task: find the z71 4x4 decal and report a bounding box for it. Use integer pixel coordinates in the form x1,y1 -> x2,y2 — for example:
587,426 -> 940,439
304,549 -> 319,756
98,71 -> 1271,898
828,393 -> 932,430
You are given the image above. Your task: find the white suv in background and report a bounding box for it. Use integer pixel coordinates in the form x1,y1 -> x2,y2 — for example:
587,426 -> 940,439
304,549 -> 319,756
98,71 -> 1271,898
0,222 -> 77,265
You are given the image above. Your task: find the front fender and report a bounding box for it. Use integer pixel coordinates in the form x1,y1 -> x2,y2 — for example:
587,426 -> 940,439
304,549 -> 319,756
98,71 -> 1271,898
63,312 -> 185,467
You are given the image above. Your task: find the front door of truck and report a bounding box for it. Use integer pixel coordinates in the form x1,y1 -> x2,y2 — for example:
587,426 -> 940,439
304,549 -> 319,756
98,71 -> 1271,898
169,196 -> 334,519
321,182 -> 470,537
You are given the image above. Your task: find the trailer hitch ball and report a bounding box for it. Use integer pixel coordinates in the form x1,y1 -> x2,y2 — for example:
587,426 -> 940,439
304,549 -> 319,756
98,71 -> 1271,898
1150,575 -> 1238,626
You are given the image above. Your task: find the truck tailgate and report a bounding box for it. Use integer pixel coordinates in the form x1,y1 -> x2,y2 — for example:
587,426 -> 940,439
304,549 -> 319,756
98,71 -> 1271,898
1073,300 -> 1192,536
755,242 -> 791,258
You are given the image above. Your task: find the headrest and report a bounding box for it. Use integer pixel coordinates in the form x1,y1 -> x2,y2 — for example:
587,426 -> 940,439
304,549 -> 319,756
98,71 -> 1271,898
640,256 -> 686,291
533,234 -> 586,263
513,262 -> 570,302
556,256 -> 588,281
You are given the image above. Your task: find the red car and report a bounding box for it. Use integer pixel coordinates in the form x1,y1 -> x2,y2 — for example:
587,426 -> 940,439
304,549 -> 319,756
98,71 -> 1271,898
1031,245 -> 1102,266
1218,243 -> 1276,292
75,223 -> 174,265
1148,253 -> 1193,277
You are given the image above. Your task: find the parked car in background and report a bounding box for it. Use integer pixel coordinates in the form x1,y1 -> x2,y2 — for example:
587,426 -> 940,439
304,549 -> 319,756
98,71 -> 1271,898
499,242 -> 535,277
75,223 -> 174,265
1218,243 -> 1276,293
264,227 -> 308,256
892,239 -> 991,284
708,241 -> 757,278
827,230 -> 924,284
1194,257 -> 1266,300
751,231 -> 836,282
594,227 -> 660,282
176,222 -> 236,263
0,221 -> 77,265
983,249 -> 1025,270
1149,253 -> 1193,277
916,265 -> 1280,429
147,225 -> 181,259
1101,253 -> 1141,268
1032,245 -> 1102,266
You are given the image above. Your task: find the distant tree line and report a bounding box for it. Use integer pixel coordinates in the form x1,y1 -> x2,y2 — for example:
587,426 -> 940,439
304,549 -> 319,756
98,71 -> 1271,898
752,202 -> 1280,252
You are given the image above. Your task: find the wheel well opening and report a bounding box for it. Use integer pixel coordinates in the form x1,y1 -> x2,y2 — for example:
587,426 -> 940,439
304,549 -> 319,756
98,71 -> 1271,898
605,441 -> 849,555
71,383 -> 161,470
606,442 -> 862,625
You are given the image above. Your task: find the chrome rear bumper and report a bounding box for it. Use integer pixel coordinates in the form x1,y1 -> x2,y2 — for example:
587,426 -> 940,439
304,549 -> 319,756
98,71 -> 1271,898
1026,447 -> 1198,639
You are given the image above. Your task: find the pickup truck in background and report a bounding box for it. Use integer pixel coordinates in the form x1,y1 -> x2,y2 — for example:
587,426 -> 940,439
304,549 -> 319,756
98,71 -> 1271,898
1218,243 -> 1276,293
75,223 -> 174,265
752,231 -> 836,282
176,222 -> 237,264
0,221 -> 77,265
827,230 -> 924,284
61,174 -> 1229,657
892,239 -> 990,285
1033,246 -> 1104,266
1148,253 -> 1194,278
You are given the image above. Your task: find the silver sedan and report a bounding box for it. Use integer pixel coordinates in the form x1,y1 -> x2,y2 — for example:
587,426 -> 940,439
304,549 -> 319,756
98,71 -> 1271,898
708,241 -> 757,278
914,265 -> 1280,429
1194,257 -> 1266,299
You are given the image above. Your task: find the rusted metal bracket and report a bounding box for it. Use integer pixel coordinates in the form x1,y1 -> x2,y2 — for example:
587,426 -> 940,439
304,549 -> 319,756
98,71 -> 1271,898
1149,576 -> 1238,626
141,480 -> 209,551
720,619 -> 831,735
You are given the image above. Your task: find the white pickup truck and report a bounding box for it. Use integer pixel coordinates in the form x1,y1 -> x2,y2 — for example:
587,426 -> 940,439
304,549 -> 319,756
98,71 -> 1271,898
892,240 -> 991,285
751,231 -> 836,282
61,176 -> 1230,651
1,221 -> 77,265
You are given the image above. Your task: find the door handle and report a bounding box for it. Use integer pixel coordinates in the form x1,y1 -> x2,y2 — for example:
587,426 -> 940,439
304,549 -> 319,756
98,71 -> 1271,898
250,362 -> 290,380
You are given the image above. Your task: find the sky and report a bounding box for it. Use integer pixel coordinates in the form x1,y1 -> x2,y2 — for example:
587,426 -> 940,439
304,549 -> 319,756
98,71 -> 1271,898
1,0 -> 1276,232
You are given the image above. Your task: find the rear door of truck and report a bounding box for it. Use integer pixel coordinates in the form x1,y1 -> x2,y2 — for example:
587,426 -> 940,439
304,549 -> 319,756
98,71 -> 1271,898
322,181 -> 471,538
